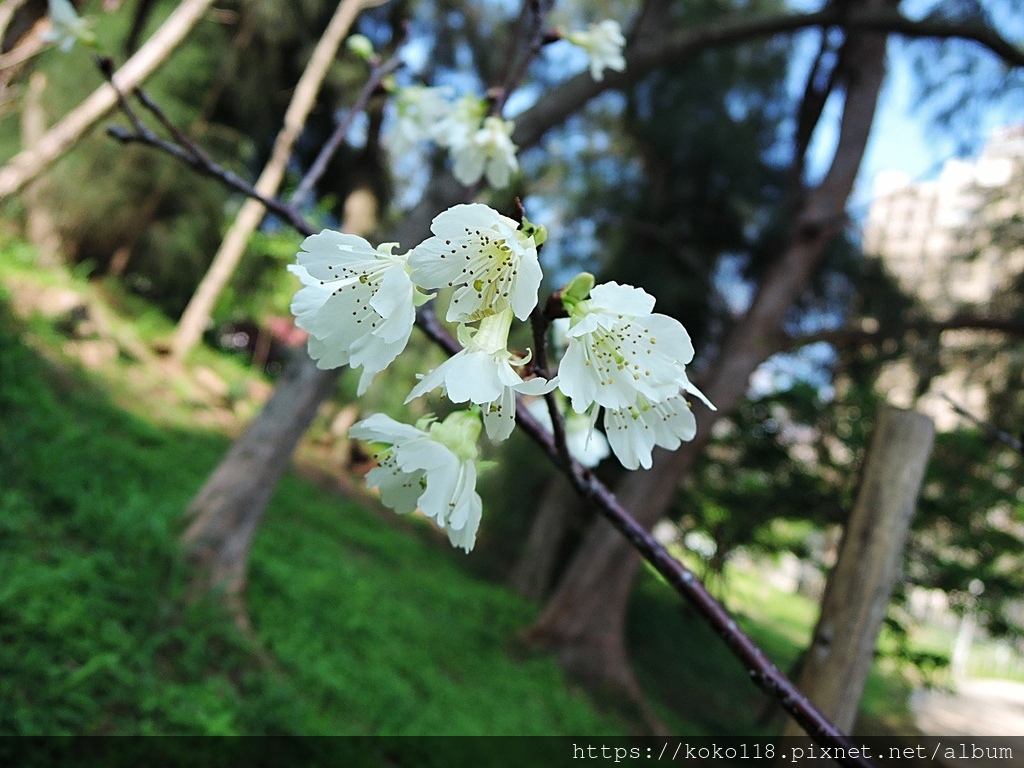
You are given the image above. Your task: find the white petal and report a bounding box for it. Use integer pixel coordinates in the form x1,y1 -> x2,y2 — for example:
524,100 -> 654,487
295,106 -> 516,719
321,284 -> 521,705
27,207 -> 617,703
445,486 -> 482,552
367,462 -> 423,516
416,454 -> 462,524
643,313 -> 695,365
405,355 -> 457,403
408,236 -> 469,288
482,388 -> 516,441
510,246 -> 542,320
443,351 -> 504,404
605,407 -> 655,470
452,146 -> 486,186
297,230 -> 378,280
430,204 -> 513,236
513,375 -> 558,395
350,413 -> 425,444
445,461 -> 480,531
589,282 -> 657,316
682,374 -> 716,410
566,422 -> 610,468
556,339 -> 598,413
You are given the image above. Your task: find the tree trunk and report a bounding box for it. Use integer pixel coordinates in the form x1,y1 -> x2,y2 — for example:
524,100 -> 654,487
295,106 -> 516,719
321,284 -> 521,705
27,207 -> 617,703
21,71 -> 60,267
170,0 -> 371,361
524,15 -> 889,696
0,0 -> 216,201
182,351 -> 341,608
782,403 -> 934,735
508,475 -> 582,601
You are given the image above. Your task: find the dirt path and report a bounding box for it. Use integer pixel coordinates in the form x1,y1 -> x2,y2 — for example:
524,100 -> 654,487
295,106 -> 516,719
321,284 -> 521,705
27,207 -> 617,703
911,679 -> 1024,767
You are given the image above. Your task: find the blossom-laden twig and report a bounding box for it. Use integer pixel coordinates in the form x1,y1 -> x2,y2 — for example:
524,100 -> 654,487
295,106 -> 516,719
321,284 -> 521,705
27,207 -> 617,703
99,29 -> 875,768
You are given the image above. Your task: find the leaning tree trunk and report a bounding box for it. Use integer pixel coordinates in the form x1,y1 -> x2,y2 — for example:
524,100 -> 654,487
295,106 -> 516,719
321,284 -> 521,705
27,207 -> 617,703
183,353 -> 341,607
523,15 -> 889,696
782,403 -> 934,735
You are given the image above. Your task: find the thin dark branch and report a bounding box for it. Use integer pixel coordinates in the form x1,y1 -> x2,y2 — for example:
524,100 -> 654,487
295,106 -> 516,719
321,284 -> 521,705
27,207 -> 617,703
783,315 -> 1024,352
848,6 -> 1024,65
512,6 -> 1024,149
100,60 -> 314,236
529,304 -> 574,472
290,53 -> 404,208
493,0 -> 553,116
941,393 -> 1024,454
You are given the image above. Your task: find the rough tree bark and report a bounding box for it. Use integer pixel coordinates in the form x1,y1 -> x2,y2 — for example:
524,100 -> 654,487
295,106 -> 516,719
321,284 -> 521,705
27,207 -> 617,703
170,0 -> 374,361
182,176 -> 463,606
782,403 -> 935,735
0,0 -> 216,201
523,14 -> 890,695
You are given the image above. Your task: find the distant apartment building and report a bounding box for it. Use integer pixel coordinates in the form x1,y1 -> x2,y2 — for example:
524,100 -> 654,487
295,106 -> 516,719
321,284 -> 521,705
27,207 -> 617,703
861,125 -> 1024,428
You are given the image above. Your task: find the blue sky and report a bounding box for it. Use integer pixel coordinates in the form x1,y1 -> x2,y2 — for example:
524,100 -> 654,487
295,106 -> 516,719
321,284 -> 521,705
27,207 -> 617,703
803,32 -> 1023,220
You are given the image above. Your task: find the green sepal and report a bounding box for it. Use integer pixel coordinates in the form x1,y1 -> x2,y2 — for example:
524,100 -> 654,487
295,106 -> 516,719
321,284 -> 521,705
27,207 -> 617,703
561,272 -> 595,312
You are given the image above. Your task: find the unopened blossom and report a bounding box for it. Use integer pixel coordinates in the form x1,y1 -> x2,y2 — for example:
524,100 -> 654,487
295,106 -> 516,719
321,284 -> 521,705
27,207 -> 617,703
389,85 -> 453,157
525,397 -> 610,468
557,281 -> 697,412
408,203 -> 542,323
350,412 -> 483,552
346,34 -> 375,61
566,20 -> 626,82
603,386 -> 715,470
289,230 -> 426,394
406,308 -> 557,441
43,0 -> 95,52
450,116 -> 519,189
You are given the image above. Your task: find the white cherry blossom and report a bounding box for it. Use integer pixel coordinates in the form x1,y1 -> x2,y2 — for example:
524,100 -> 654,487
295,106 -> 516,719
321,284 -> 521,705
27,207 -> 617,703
350,412 -> 483,552
289,230 -> 426,394
566,20 -> 626,82
450,116 -> 519,189
557,282 -> 696,413
408,203 -> 542,323
405,309 -> 557,441
604,383 -> 714,470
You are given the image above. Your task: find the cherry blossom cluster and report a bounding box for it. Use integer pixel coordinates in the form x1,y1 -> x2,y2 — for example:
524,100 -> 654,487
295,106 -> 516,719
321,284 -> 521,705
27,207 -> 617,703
290,203 -> 711,552
390,87 -> 519,189
387,19 -> 626,188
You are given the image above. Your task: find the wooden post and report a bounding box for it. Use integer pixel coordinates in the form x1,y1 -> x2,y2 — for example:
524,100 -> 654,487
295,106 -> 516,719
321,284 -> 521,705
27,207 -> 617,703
783,403 -> 935,735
